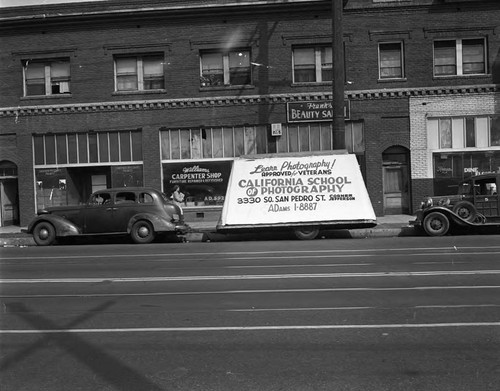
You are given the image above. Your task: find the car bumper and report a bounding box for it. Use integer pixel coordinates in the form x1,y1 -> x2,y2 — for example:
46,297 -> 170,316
174,223 -> 190,234
410,210 -> 424,227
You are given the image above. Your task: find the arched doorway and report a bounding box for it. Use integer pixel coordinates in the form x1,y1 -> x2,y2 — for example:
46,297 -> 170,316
382,146 -> 410,215
0,161 -> 19,227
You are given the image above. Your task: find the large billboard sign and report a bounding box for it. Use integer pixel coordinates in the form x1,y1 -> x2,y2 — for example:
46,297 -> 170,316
219,152 -> 375,227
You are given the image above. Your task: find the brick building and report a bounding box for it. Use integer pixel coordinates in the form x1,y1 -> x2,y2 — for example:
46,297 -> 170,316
0,0 -> 499,227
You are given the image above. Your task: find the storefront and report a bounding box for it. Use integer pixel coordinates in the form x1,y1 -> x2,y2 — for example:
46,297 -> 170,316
33,129 -> 144,209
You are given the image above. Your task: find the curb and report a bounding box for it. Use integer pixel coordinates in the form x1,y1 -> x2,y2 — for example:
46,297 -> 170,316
1,226 -> 418,247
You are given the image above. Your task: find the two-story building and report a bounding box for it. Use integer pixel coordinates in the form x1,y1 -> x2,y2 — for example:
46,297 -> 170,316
0,0 -> 499,227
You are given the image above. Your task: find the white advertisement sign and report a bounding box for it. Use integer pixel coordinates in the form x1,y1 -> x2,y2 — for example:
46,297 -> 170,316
220,153 -> 376,227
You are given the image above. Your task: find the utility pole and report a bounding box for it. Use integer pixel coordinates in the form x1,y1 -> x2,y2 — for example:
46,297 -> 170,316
332,0 -> 345,149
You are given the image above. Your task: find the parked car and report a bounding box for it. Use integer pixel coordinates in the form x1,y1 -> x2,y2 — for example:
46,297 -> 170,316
412,173 -> 500,236
27,187 -> 189,245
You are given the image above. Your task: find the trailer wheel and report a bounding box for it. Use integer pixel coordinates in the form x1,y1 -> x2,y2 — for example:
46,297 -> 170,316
423,212 -> 450,236
452,201 -> 476,222
33,221 -> 56,246
293,227 -> 320,240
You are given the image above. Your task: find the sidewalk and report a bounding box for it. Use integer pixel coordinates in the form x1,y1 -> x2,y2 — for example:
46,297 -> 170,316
0,215 -> 418,247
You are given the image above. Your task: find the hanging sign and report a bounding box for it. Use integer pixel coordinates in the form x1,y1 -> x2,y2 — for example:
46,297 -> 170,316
287,100 -> 350,123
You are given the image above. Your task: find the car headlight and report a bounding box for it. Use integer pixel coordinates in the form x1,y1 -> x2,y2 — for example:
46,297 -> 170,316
437,198 -> 450,206
422,197 -> 433,208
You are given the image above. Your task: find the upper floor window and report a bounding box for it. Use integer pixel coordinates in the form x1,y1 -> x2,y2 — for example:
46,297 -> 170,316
379,42 -> 404,79
200,49 -> 251,87
23,58 -> 70,96
292,46 -> 332,83
114,54 -> 164,92
433,38 -> 486,77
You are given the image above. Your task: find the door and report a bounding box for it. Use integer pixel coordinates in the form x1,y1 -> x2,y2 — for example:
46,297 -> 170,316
383,164 -> 409,214
382,146 -> 410,215
0,179 -> 19,226
83,191 -> 120,233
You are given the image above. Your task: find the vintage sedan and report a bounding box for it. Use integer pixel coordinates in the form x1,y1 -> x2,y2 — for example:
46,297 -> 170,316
27,187 -> 189,245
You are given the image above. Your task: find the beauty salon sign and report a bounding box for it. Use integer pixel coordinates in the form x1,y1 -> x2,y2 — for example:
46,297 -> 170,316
286,100 -> 350,123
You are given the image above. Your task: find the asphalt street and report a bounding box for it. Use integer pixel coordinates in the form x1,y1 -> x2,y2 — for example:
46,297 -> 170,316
1,235 -> 499,390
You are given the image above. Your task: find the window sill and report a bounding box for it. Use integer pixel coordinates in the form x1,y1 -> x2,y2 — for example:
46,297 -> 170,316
112,89 -> 166,96
21,94 -> 73,100
199,85 -> 254,92
378,78 -> 407,83
292,82 -> 332,87
432,74 -> 491,80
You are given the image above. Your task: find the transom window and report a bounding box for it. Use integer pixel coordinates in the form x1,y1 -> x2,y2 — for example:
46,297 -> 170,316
292,46 -> 332,83
23,58 -> 70,96
33,130 -> 143,166
433,38 -> 486,76
200,49 -> 251,87
114,54 -> 165,91
378,42 -> 404,79
160,123 -> 363,161
428,116 -> 500,150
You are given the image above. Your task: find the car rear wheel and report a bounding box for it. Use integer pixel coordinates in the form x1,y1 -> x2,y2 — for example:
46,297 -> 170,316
293,226 -> 320,240
131,220 -> 155,244
452,201 -> 477,222
423,212 -> 450,236
33,221 -> 56,246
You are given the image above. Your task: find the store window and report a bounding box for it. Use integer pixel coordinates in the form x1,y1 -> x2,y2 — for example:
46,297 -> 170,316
200,49 -> 251,87
378,42 -> 404,79
23,58 -> 70,96
114,54 -> 165,91
33,130 -> 142,166
292,46 -> 332,83
433,151 -> 500,195
433,38 -> 486,76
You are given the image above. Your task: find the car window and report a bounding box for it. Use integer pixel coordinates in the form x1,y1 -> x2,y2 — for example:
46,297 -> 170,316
116,192 -> 136,204
139,192 -> 154,203
90,192 -> 111,205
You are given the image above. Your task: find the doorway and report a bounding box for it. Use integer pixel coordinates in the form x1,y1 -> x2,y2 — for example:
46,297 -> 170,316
382,146 -> 410,214
0,161 -> 19,227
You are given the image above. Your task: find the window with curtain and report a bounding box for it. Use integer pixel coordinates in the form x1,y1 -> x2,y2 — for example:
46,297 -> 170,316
23,58 -> 71,96
200,49 -> 251,87
115,54 -> 164,91
292,46 -> 332,83
379,42 -> 404,79
433,38 -> 486,76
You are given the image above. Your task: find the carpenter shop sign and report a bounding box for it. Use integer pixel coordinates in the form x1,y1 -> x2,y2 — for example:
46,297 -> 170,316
286,100 -> 350,123
163,161 -> 232,206
219,152 -> 375,227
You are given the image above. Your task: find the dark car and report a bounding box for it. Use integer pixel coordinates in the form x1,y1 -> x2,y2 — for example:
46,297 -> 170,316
412,174 -> 500,236
27,187 -> 189,245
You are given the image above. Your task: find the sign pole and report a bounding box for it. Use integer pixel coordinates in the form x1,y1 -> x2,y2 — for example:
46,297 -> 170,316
332,0 -> 345,150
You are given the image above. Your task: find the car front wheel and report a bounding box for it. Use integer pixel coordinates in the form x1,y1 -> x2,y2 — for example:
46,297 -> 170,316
33,221 -> 56,246
423,212 -> 450,236
131,220 -> 155,244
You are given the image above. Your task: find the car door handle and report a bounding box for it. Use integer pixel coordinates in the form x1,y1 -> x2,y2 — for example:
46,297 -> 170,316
106,207 -> 117,212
